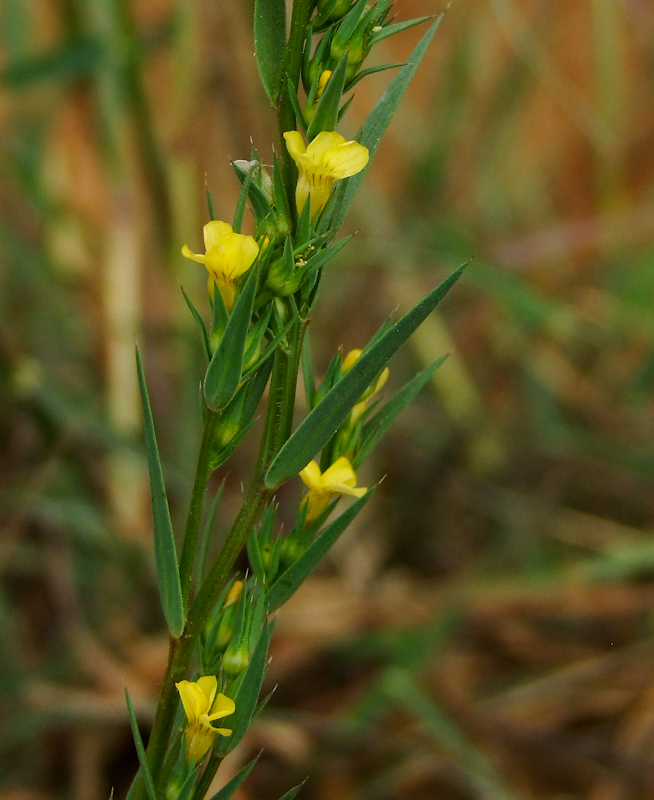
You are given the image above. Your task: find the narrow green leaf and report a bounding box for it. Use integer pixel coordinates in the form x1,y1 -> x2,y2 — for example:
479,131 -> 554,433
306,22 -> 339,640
287,79 -> 308,137
217,622 -> 271,755
301,332 -> 316,409
211,280 -> 230,342
241,352 -> 275,419
232,162 -> 255,234
125,690 -> 158,800
208,755 -> 260,800
295,198 -> 312,250
181,285 -> 211,362
299,235 -> 351,284
337,94 -> 355,123
306,55 -> 348,140
265,263 -> 465,487
204,265 -> 259,410
331,0 -> 368,51
276,783 -> 306,800
207,188 -> 216,221
272,155 -> 292,225
353,355 -> 448,468
266,490 -> 373,611
136,347 -> 185,638
196,484 -> 224,583
254,0 -> 286,102
326,15 -> 444,233
369,16 -> 433,47
346,62 -> 404,90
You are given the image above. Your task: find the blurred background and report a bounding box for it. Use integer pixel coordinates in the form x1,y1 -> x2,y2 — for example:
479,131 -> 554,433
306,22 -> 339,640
2,0 -> 654,798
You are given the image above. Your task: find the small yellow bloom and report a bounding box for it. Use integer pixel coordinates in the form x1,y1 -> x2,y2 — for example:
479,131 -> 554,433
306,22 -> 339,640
176,676 -> 235,763
284,131 -> 369,218
182,221 -> 259,310
299,456 -> 367,521
224,580 -> 243,608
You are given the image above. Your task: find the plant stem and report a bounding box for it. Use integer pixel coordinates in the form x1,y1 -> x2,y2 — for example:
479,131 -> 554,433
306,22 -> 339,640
178,409 -> 221,603
193,753 -> 223,800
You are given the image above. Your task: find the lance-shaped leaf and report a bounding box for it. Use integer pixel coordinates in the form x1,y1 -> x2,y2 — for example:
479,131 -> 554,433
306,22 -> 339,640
266,490 -> 373,611
353,355 -> 449,468
136,347 -> 185,638
369,16 -> 433,47
208,755 -> 260,800
204,265 -> 259,410
265,264 -> 465,487
277,783 -> 306,800
125,690 -> 158,800
306,55 -> 348,140
301,332 -> 316,410
181,285 -> 211,363
217,622 -> 271,755
254,0 -> 286,102
325,14 -> 444,234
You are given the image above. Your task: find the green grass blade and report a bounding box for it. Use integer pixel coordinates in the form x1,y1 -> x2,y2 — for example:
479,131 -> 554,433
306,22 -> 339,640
254,0 -> 286,102
265,263 -> 465,487
369,16 -> 433,47
353,355 -> 449,468
326,14 -> 444,233
276,784 -> 306,800
266,490 -> 374,611
196,483 -> 224,583
136,347 -> 185,638
125,690 -> 159,800
204,266 -> 259,410
301,331 -> 316,409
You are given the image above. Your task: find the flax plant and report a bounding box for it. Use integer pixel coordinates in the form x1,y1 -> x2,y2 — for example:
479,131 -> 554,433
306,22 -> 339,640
126,2 -> 463,798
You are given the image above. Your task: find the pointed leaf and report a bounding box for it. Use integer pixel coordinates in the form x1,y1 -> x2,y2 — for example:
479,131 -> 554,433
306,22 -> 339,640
208,755 -> 260,800
232,161 -> 273,224
346,62 -> 404,90
204,265 -> 259,410
207,188 -> 216,221
254,0 -> 286,102
232,161 -> 255,234
181,285 -> 211,362
325,15 -> 444,233
196,483 -> 224,583
265,263 -> 465,487
369,16 -> 433,47
301,332 -> 316,410
277,783 -> 306,800
287,79 -> 308,137
306,55 -> 348,140
266,490 -> 373,611
125,690 -> 158,800
353,355 -> 448,468
136,347 -> 185,638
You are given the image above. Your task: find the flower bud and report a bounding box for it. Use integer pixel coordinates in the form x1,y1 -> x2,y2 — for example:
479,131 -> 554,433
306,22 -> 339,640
222,642 -> 250,677
317,0 -> 354,22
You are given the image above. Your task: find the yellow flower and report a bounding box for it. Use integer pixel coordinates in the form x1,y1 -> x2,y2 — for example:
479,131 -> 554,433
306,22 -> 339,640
316,70 -> 332,100
283,131 -> 369,218
299,456 -> 367,521
342,349 -> 389,424
182,221 -> 259,310
176,676 -> 235,763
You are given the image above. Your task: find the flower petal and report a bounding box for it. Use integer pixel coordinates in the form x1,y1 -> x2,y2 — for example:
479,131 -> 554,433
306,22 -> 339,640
283,131 -> 307,162
195,675 -> 218,712
329,483 -> 367,498
176,680 -> 203,724
300,460 -> 324,492
307,130 -> 347,161
321,456 -> 357,489
208,692 -> 236,721
181,244 -> 207,265
322,141 -> 369,179
204,220 -> 233,251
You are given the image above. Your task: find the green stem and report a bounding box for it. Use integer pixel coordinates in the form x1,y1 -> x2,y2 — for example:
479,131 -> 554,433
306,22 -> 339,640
193,753 -> 224,800
178,409 -> 221,603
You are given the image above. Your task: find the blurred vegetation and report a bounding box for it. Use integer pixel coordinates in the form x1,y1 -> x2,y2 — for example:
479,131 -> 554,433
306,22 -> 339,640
2,0 -> 654,798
